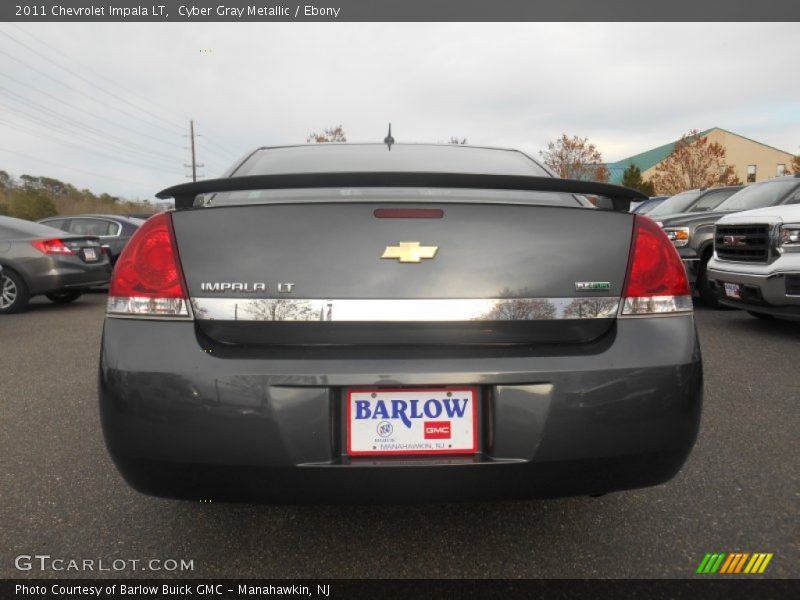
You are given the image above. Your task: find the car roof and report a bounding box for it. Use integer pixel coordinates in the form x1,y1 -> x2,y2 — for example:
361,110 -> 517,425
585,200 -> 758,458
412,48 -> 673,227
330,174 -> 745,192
230,143 -> 552,178
41,214 -> 142,224
0,215 -> 72,237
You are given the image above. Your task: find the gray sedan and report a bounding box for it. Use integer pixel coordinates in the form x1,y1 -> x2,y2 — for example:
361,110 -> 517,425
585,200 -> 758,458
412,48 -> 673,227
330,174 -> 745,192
99,143 -> 702,502
38,214 -> 145,265
0,216 -> 111,314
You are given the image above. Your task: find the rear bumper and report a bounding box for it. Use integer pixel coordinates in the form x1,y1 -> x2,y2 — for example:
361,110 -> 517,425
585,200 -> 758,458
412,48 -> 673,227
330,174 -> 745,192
25,257 -> 111,294
707,257 -> 800,319
99,315 -> 703,502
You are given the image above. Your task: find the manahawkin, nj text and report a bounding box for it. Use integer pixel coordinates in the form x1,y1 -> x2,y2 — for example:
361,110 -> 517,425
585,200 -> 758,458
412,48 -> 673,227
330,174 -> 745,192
18,4 -> 342,19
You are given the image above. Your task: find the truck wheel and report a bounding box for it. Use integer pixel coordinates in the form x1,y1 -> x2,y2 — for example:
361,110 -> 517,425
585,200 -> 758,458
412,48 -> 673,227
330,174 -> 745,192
45,290 -> 83,304
695,256 -> 720,309
746,311 -> 775,320
0,268 -> 31,314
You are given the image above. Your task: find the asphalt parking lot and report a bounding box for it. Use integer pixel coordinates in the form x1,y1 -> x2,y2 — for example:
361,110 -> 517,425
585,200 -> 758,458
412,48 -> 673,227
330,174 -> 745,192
1,293 -> 798,579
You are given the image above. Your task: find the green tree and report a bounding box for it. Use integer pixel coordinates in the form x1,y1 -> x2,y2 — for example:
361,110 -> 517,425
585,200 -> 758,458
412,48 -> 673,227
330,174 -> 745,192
8,189 -> 57,220
0,170 -> 14,189
621,163 -> 655,196
0,203 -> 9,216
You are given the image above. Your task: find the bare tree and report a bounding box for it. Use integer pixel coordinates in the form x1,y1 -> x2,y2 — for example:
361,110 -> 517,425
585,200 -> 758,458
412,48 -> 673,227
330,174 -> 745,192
791,152 -> 800,175
307,125 -> 347,143
483,287 -> 557,320
244,299 -> 317,321
487,298 -> 557,320
448,137 -> 467,145
563,298 -> 618,319
540,134 -> 610,182
650,130 -> 742,195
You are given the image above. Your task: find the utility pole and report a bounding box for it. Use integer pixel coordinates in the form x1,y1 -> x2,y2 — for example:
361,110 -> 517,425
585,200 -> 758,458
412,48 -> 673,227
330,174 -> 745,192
184,119 -> 204,181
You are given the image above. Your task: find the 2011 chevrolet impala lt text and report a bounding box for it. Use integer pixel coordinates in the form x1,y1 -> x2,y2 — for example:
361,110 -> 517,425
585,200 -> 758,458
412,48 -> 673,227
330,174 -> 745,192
98,143 -> 703,502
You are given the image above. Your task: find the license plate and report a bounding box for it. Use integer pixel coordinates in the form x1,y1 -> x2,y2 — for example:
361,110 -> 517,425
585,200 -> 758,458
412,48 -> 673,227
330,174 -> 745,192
83,248 -> 98,261
346,387 -> 478,456
723,282 -> 742,299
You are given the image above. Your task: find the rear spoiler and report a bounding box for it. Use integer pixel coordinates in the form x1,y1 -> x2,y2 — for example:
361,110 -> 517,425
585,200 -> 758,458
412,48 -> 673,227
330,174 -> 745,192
156,172 -> 646,211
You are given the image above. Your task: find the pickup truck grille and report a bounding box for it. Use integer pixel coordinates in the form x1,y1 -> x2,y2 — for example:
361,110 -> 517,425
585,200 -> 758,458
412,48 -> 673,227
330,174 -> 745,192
715,225 -> 770,262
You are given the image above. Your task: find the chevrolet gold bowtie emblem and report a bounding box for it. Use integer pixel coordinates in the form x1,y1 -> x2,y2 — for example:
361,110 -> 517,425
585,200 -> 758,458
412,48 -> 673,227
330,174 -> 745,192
381,241 -> 438,263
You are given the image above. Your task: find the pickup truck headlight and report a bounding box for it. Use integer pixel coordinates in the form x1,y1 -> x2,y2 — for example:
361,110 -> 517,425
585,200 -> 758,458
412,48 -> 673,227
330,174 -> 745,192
779,224 -> 800,247
663,227 -> 690,247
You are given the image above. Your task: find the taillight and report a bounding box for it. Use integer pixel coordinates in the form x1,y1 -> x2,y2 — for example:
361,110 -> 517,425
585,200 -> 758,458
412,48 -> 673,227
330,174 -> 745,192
621,215 -> 693,316
107,212 -> 191,318
31,239 -> 73,255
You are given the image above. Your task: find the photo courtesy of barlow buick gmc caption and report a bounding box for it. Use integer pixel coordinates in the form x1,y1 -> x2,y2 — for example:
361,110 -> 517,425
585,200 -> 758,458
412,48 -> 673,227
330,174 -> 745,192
0,1 -> 798,598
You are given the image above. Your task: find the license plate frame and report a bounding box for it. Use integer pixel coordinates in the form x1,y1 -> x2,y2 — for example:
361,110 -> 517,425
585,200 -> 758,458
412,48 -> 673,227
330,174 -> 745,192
346,387 -> 479,457
723,282 -> 742,299
83,247 -> 98,262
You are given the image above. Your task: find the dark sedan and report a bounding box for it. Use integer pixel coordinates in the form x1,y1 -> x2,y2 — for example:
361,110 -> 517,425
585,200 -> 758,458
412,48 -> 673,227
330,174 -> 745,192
38,214 -> 145,265
99,143 -> 702,503
0,216 -> 111,313
630,196 -> 668,214
645,186 -> 742,221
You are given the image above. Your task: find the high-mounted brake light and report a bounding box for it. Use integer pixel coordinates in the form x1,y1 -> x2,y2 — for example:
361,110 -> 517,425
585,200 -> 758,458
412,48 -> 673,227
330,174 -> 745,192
621,215 -> 692,316
31,239 -> 73,255
374,208 -> 444,219
107,212 -> 191,318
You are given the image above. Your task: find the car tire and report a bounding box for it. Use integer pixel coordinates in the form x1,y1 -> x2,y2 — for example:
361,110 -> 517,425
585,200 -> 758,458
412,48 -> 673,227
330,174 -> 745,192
746,311 -> 775,320
695,256 -> 720,309
45,290 -> 83,304
0,268 -> 31,314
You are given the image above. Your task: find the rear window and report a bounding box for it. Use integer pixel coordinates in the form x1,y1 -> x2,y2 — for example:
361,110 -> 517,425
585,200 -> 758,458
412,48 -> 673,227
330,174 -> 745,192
40,218 -> 67,230
68,219 -> 120,236
204,187 -> 587,208
647,191 -> 702,217
233,144 -> 550,178
691,188 -> 739,211
717,180 -> 800,212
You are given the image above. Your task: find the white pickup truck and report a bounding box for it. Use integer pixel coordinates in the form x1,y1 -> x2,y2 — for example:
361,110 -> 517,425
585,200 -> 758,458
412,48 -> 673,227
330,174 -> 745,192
707,197 -> 800,321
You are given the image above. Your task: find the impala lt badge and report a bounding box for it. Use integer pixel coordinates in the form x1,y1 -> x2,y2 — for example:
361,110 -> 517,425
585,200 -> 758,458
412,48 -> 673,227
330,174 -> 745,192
381,241 -> 438,263
200,282 -> 267,292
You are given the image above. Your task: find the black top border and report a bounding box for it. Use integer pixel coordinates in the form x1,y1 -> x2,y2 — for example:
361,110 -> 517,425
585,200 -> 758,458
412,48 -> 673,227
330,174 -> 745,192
3,0 -> 800,22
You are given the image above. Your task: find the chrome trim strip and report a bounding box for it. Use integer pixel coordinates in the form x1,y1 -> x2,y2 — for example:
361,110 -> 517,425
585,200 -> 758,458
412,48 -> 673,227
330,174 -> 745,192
190,297 -> 621,322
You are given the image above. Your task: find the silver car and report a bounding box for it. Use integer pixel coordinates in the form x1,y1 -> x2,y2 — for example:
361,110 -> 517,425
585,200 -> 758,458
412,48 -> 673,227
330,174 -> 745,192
0,216 -> 111,314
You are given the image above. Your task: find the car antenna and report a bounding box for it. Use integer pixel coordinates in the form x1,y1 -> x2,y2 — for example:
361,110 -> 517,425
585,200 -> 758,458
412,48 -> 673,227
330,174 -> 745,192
384,123 -> 395,151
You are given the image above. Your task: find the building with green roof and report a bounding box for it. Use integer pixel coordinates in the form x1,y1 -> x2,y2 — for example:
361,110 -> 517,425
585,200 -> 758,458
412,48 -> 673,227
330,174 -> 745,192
607,128 -> 794,187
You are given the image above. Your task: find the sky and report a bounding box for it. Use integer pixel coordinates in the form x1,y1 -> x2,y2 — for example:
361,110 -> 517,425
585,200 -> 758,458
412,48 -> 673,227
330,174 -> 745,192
0,22 -> 798,200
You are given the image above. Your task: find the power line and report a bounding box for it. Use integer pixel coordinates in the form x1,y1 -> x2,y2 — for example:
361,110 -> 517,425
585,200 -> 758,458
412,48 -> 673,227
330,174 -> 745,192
0,117 -> 182,175
0,45 -> 189,157
7,25 -> 242,164
0,70 -> 186,157
0,96 -> 171,167
0,27 -> 187,136
0,90 -> 180,166
0,146 -> 166,192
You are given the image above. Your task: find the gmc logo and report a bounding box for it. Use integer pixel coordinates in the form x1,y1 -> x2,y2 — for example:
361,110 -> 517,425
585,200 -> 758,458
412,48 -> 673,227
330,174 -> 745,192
722,235 -> 747,247
424,421 -> 451,439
